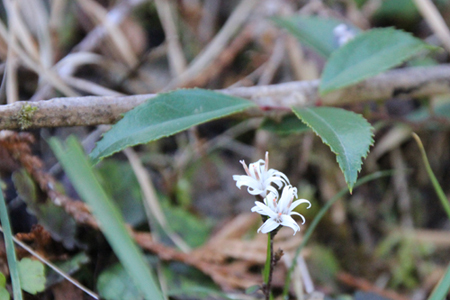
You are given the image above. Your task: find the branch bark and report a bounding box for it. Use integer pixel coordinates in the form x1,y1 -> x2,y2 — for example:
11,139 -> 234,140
1,65 -> 450,130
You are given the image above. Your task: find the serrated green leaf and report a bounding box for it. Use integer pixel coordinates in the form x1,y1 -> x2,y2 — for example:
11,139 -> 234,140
320,28 -> 434,95
18,258 -> 46,295
292,107 -> 373,192
272,16 -> 360,58
50,137 -> 163,300
90,89 -> 256,164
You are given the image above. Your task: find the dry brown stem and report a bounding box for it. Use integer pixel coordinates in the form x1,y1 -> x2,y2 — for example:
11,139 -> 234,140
1,65 -> 450,130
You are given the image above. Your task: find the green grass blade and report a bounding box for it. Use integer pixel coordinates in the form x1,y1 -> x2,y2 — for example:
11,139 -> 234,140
282,170 -> 394,298
412,133 -> 450,299
0,187 -> 23,299
412,133 -> 450,220
49,136 -> 163,300
428,263 -> 450,300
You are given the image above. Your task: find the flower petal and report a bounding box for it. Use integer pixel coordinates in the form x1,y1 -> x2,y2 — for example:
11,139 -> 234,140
289,199 -> 311,211
258,219 -> 280,234
279,215 -> 300,235
289,211 -> 306,224
252,201 -> 278,219
278,186 -> 295,213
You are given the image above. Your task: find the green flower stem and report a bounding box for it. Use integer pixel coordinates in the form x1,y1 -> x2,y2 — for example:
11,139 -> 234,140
0,189 -> 23,300
282,171 -> 394,299
264,231 -> 275,300
412,133 -> 450,221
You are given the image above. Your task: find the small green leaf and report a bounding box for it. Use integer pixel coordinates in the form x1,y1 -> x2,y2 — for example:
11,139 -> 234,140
18,258 -> 46,295
0,273 -> 5,287
0,286 -> 9,300
90,89 -> 256,164
320,28 -> 434,95
272,16 -> 360,58
245,285 -> 260,294
12,169 -> 78,249
292,107 -> 373,192
97,263 -> 143,300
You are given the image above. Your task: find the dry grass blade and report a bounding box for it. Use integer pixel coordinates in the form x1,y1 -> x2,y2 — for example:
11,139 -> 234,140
154,0 -> 187,76
76,0 -> 138,67
413,0 -> 450,52
164,0 -> 259,90
124,148 -> 191,253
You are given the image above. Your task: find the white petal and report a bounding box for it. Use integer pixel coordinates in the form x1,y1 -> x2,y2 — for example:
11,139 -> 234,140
258,219 -> 280,234
280,215 -> 300,235
289,212 -> 306,224
253,201 -> 278,219
265,185 -> 279,198
289,199 -> 311,211
278,186 -> 294,213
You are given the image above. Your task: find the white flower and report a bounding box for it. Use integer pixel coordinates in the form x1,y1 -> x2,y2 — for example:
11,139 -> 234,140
251,185 -> 311,235
233,152 -> 290,198
333,24 -> 356,46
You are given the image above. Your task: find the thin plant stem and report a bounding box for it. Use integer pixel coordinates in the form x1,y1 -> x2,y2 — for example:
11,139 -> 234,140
411,133 -> 450,299
264,231 -> 275,300
412,133 -> 450,221
282,170 -> 394,299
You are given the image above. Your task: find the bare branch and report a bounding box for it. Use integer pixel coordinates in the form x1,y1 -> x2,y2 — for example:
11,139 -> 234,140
1,65 -> 450,130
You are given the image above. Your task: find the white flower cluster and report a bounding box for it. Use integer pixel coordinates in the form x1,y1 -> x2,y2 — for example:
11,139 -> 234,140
333,24 -> 356,47
233,152 -> 311,235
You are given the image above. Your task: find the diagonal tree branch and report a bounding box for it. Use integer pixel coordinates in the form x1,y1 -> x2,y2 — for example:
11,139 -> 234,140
1,65 -> 450,130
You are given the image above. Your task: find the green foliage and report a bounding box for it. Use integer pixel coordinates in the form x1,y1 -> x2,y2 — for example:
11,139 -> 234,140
308,245 -> 340,284
97,161 -> 147,227
98,260 -> 231,300
160,200 -> 212,248
0,183 -> 22,300
292,107 -> 373,192
272,16 -> 360,58
428,263 -> 450,300
46,252 -> 90,286
18,258 -> 46,295
12,169 -> 78,249
50,136 -> 163,300
245,285 -> 260,294
0,273 -> 10,300
89,89 -> 257,164
319,28 -> 433,95
97,263 -> 144,300
261,114 -> 310,135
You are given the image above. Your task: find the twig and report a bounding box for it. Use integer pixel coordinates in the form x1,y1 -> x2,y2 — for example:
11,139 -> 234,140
1,65 -> 450,130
